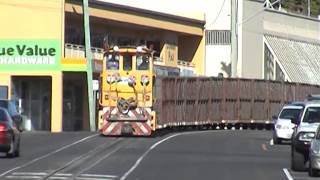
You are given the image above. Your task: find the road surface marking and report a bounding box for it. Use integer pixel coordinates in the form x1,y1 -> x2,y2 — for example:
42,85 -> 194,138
261,143 -> 268,151
12,172 -> 47,176
55,173 -> 72,176
270,139 -> 274,146
72,145 -> 124,175
5,175 -> 42,179
48,177 -> 68,180
80,174 -> 117,178
120,131 -> 214,180
76,177 -> 114,180
0,134 -> 98,177
283,168 -> 294,180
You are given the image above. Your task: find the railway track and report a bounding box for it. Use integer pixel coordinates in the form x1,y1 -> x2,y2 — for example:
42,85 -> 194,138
1,135 -> 128,180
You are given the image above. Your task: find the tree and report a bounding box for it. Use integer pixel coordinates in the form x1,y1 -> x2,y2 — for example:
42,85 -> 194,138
281,0 -> 320,17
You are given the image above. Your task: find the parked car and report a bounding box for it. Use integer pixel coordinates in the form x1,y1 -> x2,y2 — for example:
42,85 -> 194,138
0,107 -> 21,157
291,102 -> 320,171
273,104 -> 304,144
309,124 -> 320,177
0,99 -> 23,131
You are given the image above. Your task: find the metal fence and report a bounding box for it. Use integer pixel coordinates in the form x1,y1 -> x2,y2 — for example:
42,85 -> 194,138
154,77 -> 320,126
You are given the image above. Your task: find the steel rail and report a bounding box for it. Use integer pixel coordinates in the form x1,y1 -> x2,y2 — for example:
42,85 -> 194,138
40,138 -> 125,180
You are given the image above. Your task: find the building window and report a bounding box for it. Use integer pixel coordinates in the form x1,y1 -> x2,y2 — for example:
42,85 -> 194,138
205,30 -> 231,45
264,44 -> 274,80
276,62 -> 285,81
0,86 -> 8,99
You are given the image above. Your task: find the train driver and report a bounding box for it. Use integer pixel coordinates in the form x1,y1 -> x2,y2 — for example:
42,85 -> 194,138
107,46 -> 120,70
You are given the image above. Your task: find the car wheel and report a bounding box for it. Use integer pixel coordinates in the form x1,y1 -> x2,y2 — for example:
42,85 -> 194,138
273,137 -> 281,145
6,139 -> 15,158
14,138 -> 20,157
291,148 -> 306,171
309,166 -> 318,177
273,133 -> 281,145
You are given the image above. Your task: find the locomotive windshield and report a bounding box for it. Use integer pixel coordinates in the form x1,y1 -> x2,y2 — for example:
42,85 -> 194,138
136,54 -> 150,70
106,54 -> 119,70
123,54 -> 133,71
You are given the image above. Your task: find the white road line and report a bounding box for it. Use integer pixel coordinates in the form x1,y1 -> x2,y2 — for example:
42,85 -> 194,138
120,131 -> 212,180
76,177 -> 114,180
270,139 -> 274,146
5,175 -> 42,179
55,173 -> 73,176
0,134 -> 98,177
80,174 -> 117,178
48,177 -> 68,180
12,172 -> 47,176
283,168 -> 294,180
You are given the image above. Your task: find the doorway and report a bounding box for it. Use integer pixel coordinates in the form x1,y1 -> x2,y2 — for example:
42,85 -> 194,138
12,77 -> 52,131
63,72 -> 88,131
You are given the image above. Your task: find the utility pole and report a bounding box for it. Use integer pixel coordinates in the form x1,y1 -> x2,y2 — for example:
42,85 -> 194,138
83,0 -> 96,131
231,0 -> 238,77
279,0 -> 282,11
308,0 -> 311,17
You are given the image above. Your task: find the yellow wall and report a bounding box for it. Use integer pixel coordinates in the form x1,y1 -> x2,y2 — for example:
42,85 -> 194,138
65,2 -> 203,36
178,35 -> 205,75
0,0 -> 65,53
193,36 -> 205,75
0,0 -> 65,132
160,33 -> 178,67
51,72 -> 63,132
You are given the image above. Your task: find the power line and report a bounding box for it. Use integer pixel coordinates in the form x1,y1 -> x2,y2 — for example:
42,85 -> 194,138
205,0 -> 227,28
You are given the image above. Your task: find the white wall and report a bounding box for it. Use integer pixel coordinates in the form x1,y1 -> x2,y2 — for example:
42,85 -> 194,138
204,0 -> 231,77
205,0 -> 231,30
205,45 -> 231,77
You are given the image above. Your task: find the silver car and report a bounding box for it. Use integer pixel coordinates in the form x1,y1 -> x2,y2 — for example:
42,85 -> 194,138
309,124 -> 320,177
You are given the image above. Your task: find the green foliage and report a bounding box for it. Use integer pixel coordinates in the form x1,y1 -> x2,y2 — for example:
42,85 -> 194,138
281,0 -> 320,17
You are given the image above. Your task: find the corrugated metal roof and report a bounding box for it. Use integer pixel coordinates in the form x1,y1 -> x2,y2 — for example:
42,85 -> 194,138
265,35 -> 320,85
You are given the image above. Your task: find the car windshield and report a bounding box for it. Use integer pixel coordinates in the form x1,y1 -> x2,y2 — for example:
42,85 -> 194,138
302,107 -> 320,123
279,108 -> 301,120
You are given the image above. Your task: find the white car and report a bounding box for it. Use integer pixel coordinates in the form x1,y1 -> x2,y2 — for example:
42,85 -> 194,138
273,104 -> 304,144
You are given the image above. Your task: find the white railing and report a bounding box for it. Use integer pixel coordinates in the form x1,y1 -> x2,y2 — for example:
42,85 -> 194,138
178,60 -> 195,67
64,43 -> 104,60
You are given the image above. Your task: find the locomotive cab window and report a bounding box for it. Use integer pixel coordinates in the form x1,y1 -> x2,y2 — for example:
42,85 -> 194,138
136,54 -> 150,70
106,54 -> 119,70
123,54 -> 132,71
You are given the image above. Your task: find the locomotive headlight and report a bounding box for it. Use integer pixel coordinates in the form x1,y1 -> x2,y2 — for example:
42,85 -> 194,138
298,132 -> 315,141
113,73 -> 121,82
107,75 -> 115,84
141,75 -> 149,85
128,76 -> 136,86
136,46 -> 143,52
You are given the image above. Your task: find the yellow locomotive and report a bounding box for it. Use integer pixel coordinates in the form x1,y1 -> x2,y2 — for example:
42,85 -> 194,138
98,46 -> 156,136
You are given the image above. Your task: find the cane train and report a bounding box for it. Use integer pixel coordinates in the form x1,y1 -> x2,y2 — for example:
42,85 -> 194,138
99,45 -> 169,136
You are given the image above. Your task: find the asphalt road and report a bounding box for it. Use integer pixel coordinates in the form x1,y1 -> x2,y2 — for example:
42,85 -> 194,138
0,130 -> 317,180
